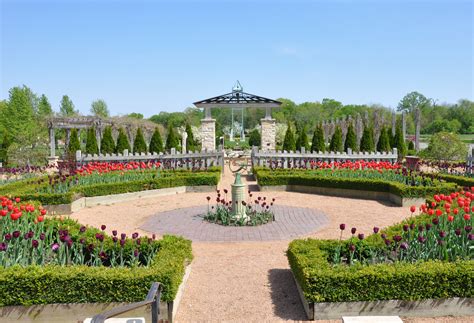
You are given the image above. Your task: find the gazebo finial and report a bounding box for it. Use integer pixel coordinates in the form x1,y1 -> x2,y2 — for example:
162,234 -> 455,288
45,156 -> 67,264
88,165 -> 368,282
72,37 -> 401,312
232,80 -> 243,93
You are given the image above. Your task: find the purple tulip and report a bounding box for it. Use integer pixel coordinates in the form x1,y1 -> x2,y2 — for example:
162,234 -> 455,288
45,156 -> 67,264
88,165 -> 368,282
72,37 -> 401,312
39,233 -> 45,240
51,243 -> 60,252
358,233 -> 365,240
351,227 -> 357,235
80,226 -> 86,233
425,224 -> 432,231
112,230 -> 117,237
120,239 -> 126,247
4,233 -> 11,241
455,228 -> 462,236
373,227 -> 379,234
400,242 -> 408,250
393,235 -> 402,242
403,224 -> 409,232
13,231 -> 20,238
417,235 -> 426,243
439,231 -> 447,238
112,237 -> 118,243
468,234 -> 474,241
0,242 -> 7,252
134,249 -> 139,257
339,224 -> 346,231
432,218 -> 439,225
465,226 -> 472,233
101,225 -> 106,231
348,244 -> 356,252
32,240 -> 39,248
121,233 -> 126,240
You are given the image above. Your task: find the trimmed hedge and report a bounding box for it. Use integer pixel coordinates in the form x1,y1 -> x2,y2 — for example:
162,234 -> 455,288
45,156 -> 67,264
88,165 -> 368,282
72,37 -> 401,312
437,173 -> 474,188
0,169 -> 220,205
287,238 -> 473,303
254,168 -> 458,198
0,235 -> 193,305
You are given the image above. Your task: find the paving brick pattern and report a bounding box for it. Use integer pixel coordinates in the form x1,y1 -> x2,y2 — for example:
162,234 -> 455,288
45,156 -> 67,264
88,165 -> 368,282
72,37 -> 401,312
140,205 -> 329,241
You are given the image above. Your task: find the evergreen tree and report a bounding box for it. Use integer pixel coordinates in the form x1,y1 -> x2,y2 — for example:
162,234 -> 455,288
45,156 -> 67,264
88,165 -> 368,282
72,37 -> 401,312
91,99 -> 110,118
283,122 -> 296,151
344,123 -> 357,152
0,131 -> 11,165
133,128 -> 147,154
68,129 -> 81,157
377,127 -> 391,152
115,127 -> 131,153
100,126 -> 115,154
407,140 -> 415,151
185,124 -> 196,152
360,126 -> 375,152
3,86 -> 35,141
37,94 -> 53,118
59,95 -> 77,116
329,126 -> 343,152
311,125 -> 325,152
149,128 -> 164,153
296,126 -> 309,151
248,128 -> 261,147
165,125 -> 180,151
394,124 -> 407,157
85,127 -> 99,155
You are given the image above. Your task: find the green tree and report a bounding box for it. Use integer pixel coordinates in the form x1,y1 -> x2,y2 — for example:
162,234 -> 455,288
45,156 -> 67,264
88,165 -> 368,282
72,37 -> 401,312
91,99 -> 109,118
149,128 -> 164,153
85,127 -> 99,155
2,86 -> 35,141
423,132 -> 467,162
68,129 -> 81,157
128,112 -> 144,119
393,123 -> 407,158
100,126 -> 115,154
296,126 -> 309,151
282,122 -> 296,151
344,123 -> 357,152
360,126 -> 375,152
60,95 -> 77,116
377,127 -> 391,152
185,124 -> 196,152
397,91 -> 430,114
311,125 -> 325,152
115,128 -> 131,153
165,125 -> 180,151
407,140 -> 415,151
329,126 -> 343,152
133,128 -> 147,154
37,94 -> 53,118
248,128 -> 261,147
0,131 -> 11,165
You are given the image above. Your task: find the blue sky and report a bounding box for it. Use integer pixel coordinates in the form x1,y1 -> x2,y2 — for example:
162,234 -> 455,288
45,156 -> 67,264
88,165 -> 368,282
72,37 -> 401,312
1,0 -> 472,117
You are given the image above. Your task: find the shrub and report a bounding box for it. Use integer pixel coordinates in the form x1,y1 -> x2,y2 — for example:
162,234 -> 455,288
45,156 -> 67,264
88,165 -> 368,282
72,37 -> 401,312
394,123 -> 407,158
377,127 -> 391,152
133,128 -> 147,154
100,126 -> 115,154
165,125 -> 180,152
311,125 -> 325,152
424,132 -> 468,162
185,124 -> 196,152
283,122 -> 296,151
85,127 -> 99,155
68,129 -> 81,157
115,128 -> 131,154
360,126 -> 375,152
149,128 -> 164,154
344,123 -> 357,152
248,128 -> 261,148
296,126 -> 309,152
329,126 -> 343,152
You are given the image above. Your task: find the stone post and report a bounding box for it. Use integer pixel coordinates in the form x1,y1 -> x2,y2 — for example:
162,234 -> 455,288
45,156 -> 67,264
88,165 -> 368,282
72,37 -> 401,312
402,111 -> 406,142
201,118 -> 216,151
231,173 -> 248,222
96,127 -> 102,153
392,111 -> 396,136
415,108 -> 421,152
355,114 -> 363,145
182,131 -> 188,153
65,128 -> 71,150
260,118 -> 276,151
49,126 -> 55,158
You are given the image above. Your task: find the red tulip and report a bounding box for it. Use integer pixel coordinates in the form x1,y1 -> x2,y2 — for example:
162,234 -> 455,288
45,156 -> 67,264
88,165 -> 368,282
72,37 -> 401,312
447,215 -> 454,222
464,214 -> 471,221
37,215 -> 44,222
40,209 -> 47,215
410,206 -> 416,213
15,197 -> 20,203
436,209 -> 443,217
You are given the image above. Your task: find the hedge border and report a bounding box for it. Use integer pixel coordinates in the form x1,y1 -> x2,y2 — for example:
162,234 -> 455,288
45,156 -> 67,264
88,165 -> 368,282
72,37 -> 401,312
0,234 -> 193,306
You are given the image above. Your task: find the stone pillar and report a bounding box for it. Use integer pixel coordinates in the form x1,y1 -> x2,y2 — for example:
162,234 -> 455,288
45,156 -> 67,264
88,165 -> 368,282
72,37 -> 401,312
355,114 -> 363,145
201,118 -> 216,151
260,118 -> 276,151
392,111 -> 396,136
49,126 -> 56,158
182,131 -> 188,153
364,111 -> 369,127
231,173 -> 248,222
65,129 -> 71,149
96,127 -> 102,153
415,108 -> 421,152
402,111 -> 406,142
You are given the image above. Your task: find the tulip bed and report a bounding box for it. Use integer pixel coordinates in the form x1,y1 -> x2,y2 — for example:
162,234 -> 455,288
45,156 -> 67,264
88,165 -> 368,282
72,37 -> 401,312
288,189 -> 474,303
0,196 -> 193,305
0,166 -> 221,205
254,166 -> 468,198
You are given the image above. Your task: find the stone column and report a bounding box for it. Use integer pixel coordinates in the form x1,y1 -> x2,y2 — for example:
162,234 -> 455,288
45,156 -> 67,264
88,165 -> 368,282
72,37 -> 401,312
49,126 -> 56,158
96,127 -> 102,153
260,118 -> 276,151
201,118 -> 216,151
415,108 -> 421,152
65,129 -> 71,149
392,111 -> 396,136
402,111 -> 406,142
355,114 -> 363,145
182,131 -> 188,153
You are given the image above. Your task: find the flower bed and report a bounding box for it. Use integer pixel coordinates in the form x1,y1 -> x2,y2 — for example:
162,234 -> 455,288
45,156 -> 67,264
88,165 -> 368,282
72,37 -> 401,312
254,167 -> 461,199
0,167 -> 221,205
287,189 -> 474,319
0,197 -> 192,305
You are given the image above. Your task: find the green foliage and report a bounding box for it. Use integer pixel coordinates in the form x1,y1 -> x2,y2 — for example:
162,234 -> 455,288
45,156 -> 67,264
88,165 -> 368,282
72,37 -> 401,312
90,99 -> 109,118
311,125 -> 325,152
100,126 -> 115,154
296,126 -> 309,151
133,128 -> 147,154
2,86 -> 35,142
59,95 -> 77,116
424,132 -> 468,162
394,123 -> 407,158
185,124 -> 196,152
248,128 -> 261,148
37,94 -> 53,118
359,126 -> 375,152
424,119 -> 462,134
407,140 -> 415,151
165,125 -> 180,152
0,235 -> 193,305
287,238 -> 473,303
329,126 -> 343,152
283,122 -> 296,151
85,128 -> 99,155
397,91 -> 430,114
115,128 -> 131,154
377,127 -> 391,152
128,112 -> 144,119
344,123 -> 357,152
0,131 -> 11,164
68,129 -> 81,157
149,128 -> 164,154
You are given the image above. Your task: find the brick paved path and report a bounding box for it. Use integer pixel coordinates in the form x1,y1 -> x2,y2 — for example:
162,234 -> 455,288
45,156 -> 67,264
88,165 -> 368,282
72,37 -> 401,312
140,204 -> 328,241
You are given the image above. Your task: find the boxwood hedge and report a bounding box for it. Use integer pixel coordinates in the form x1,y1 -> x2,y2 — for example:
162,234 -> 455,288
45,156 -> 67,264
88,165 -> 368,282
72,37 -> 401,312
0,234 -> 193,305
254,167 -> 459,198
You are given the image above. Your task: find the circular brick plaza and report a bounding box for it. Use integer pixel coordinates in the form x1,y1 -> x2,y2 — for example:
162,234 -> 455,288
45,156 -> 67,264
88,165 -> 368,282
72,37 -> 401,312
140,204 -> 329,242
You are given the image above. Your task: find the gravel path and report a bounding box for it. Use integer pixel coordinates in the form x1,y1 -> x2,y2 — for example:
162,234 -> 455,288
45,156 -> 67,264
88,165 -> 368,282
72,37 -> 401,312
69,168 -> 467,322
